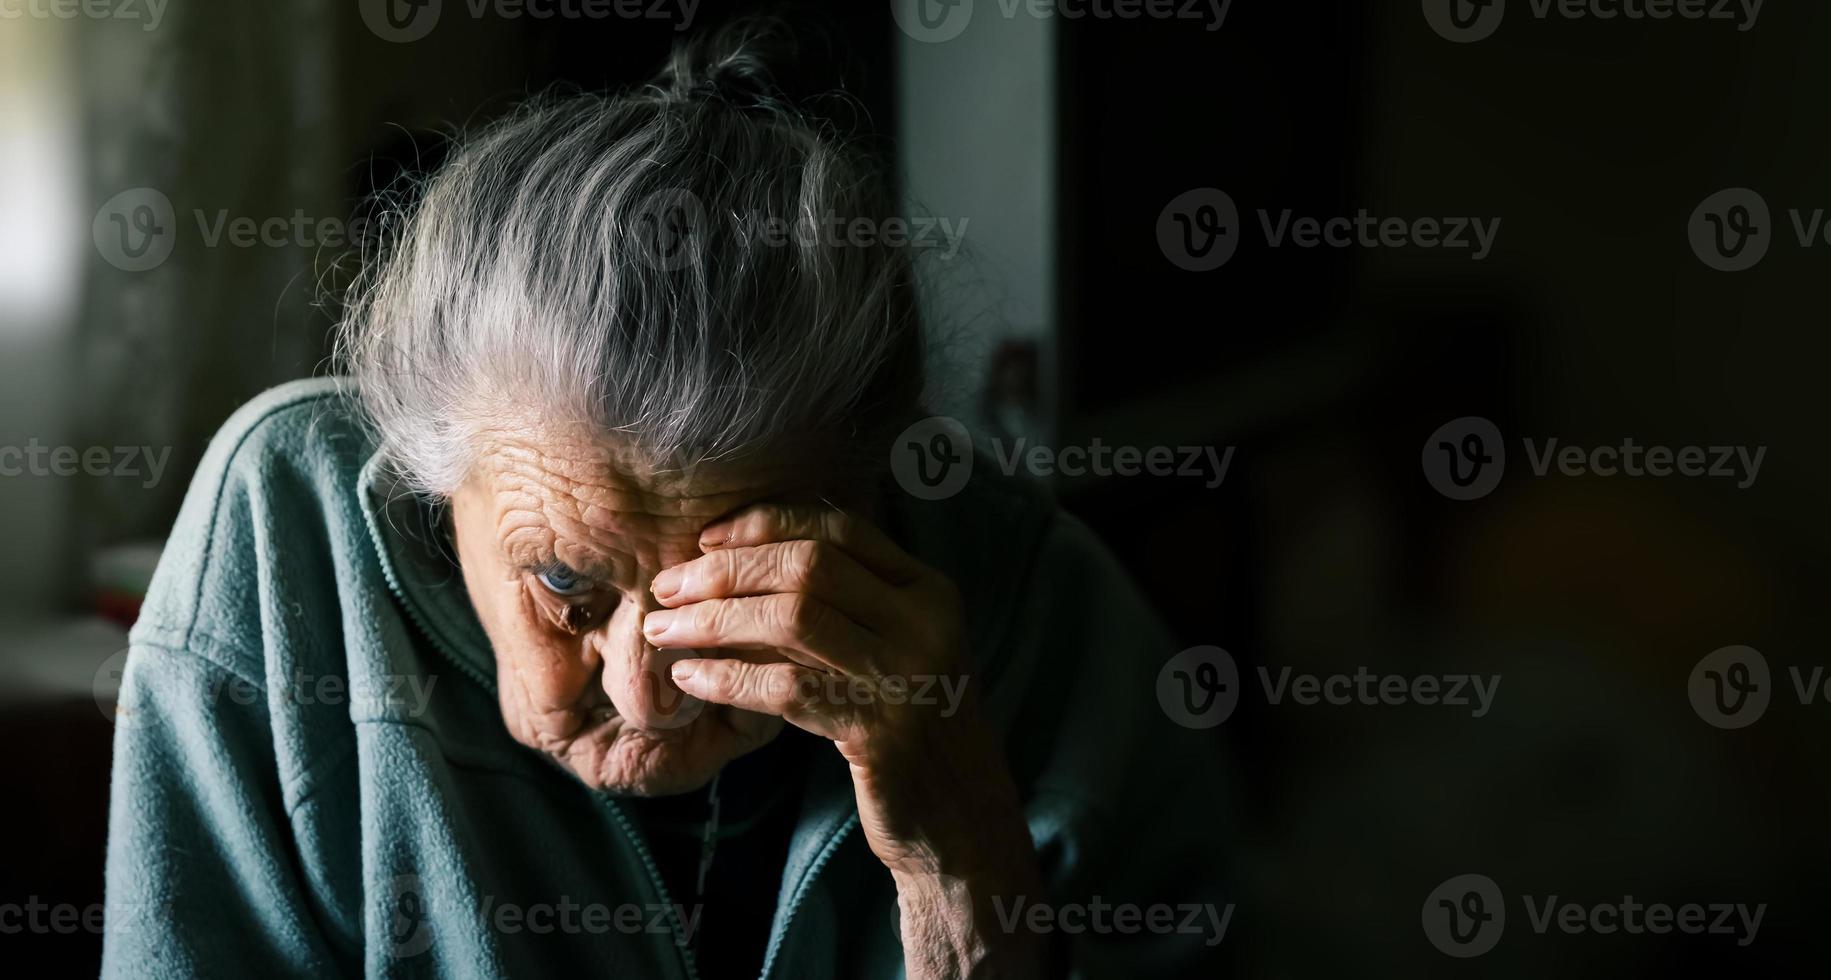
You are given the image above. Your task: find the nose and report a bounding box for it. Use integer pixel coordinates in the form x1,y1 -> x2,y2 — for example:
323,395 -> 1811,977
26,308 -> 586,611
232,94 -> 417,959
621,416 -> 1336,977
597,590 -> 703,733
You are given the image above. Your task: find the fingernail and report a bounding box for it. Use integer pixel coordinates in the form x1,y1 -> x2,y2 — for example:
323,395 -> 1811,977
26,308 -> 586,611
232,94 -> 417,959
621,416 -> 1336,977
643,610 -> 675,637
651,566 -> 682,600
699,519 -> 734,550
670,660 -> 697,682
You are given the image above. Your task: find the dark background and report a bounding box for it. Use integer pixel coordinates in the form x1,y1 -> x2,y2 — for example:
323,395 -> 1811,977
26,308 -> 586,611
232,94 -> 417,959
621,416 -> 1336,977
1,0 -> 1824,975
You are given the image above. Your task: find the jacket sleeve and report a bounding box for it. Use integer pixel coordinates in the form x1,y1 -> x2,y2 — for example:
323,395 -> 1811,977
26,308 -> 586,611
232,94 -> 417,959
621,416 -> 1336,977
102,384 -> 357,977
100,635 -> 347,977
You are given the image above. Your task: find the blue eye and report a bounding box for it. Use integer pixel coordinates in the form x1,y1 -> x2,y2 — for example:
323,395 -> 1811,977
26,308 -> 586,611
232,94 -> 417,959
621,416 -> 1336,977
535,563 -> 592,597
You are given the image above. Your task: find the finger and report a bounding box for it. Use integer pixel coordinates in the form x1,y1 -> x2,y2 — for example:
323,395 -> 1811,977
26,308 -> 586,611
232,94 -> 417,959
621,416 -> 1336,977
668,658 -> 845,741
650,539 -> 897,626
698,503 -> 923,585
643,593 -> 881,673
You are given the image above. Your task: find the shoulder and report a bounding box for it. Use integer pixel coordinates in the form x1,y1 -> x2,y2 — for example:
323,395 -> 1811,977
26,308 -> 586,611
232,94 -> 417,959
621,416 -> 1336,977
130,379 -> 376,672
200,377 -> 367,472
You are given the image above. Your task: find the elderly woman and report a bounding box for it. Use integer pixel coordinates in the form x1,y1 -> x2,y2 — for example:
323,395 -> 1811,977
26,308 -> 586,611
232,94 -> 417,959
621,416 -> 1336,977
101,20 -> 1224,979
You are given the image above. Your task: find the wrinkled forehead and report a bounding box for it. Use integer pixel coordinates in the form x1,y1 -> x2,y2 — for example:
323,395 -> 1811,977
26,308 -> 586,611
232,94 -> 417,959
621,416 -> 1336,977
469,425 -> 829,581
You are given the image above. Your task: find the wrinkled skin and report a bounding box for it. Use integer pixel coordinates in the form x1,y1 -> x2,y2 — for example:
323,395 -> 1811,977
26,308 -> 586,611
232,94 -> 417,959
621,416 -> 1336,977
451,425 -> 1045,977
449,425 -> 810,795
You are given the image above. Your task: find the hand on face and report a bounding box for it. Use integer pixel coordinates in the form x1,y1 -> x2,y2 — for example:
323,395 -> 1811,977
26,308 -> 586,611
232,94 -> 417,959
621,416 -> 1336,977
645,503 -> 1032,880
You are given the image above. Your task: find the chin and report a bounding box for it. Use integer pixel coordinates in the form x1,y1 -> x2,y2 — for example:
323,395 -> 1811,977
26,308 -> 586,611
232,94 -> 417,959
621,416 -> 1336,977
548,707 -> 784,796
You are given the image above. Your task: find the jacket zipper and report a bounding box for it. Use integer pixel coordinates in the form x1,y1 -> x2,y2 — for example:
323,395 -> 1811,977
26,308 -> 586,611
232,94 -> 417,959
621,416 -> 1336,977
757,812 -> 859,980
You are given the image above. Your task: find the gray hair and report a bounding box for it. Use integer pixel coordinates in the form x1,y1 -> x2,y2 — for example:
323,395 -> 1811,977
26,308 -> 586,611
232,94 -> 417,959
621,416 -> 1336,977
337,17 -> 924,498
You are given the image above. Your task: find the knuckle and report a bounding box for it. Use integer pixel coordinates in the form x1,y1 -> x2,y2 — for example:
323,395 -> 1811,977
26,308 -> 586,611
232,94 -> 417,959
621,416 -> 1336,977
773,593 -> 824,645
709,549 -> 742,594
788,668 -> 829,713
818,509 -> 853,546
691,598 -> 725,635
779,539 -> 824,588
735,662 -> 771,703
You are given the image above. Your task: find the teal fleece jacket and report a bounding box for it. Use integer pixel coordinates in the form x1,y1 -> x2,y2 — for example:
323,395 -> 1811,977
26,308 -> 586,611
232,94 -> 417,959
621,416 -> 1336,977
102,378 -> 1231,978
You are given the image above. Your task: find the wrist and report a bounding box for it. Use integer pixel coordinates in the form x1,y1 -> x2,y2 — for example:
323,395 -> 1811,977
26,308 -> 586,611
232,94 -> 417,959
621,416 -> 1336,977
893,864 -> 1047,980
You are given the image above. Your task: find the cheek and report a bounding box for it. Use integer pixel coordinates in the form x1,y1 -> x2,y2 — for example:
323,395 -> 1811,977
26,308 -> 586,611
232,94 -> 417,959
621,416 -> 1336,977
467,569 -> 601,705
